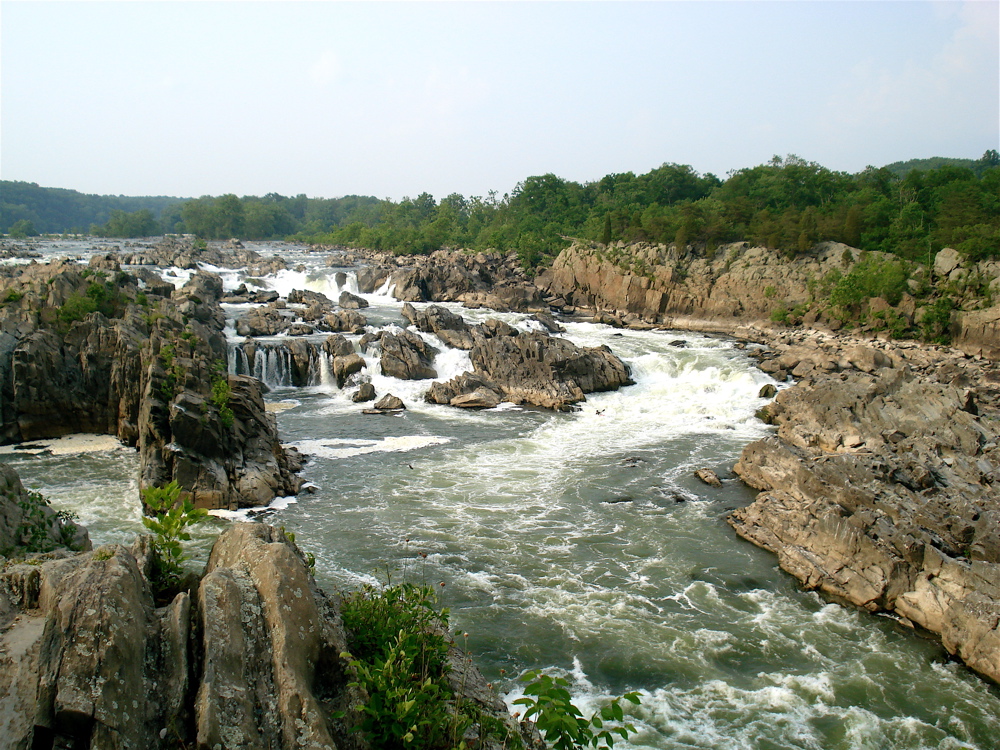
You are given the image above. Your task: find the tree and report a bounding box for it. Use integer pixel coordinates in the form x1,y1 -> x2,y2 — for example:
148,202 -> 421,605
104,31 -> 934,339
8,219 -> 38,238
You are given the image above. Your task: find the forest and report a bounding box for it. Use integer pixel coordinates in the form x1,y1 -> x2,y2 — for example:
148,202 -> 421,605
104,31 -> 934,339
2,151 -> 997,271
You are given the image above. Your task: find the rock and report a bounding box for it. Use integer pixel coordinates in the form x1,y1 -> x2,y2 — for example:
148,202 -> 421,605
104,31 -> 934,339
351,383 -> 376,403
451,388 -> 502,409
285,323 -> 314,336
287,289 -> 332,308
532,311 -> 566,333
935,248 -> 963,278
730,365 -> 1000,684
373,393 -> 405,411
695,468 -> 723,488
338,290 -> 369,309
0,543 -> 190,749
0,462 -> 90,554
235,304 -> 293,337
402,302 -> 476,349
842,344 -> 893,373
322,309 -> 368,333
378,330 -> 438,380
468,331 -> 633,411
196,524 -> 346,749
758,383 -> 778,398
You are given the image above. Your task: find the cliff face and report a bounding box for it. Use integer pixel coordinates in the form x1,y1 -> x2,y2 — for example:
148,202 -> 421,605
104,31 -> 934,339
538,240 -> 1000,359
539,241 -> 860,331
0,248 -> 302,509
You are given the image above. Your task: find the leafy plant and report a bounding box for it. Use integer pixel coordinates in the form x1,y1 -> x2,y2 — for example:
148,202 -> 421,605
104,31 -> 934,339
340,583 -> 464,749
513,671 -> 641,750
140,481 -> 207,592
211,374 -> 235,428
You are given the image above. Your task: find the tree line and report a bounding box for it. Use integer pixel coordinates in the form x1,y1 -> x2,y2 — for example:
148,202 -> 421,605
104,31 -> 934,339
3,150 -> 997,270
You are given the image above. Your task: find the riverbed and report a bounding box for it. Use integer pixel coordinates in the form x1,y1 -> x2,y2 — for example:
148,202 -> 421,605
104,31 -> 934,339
3,240 -> 998,749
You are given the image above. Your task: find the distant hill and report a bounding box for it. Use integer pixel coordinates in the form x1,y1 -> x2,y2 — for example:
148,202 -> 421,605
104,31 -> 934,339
0,181 -> 188,234
883,156 -> 980,178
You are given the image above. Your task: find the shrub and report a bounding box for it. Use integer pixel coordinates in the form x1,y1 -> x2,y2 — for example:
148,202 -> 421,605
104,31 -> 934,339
513,671 -> 641,750
339,583 -> 471,749
829,256 -> 909,309
141,481 -> 207,593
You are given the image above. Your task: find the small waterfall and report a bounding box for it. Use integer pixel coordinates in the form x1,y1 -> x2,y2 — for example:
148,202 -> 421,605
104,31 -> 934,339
229,339 -> 341,390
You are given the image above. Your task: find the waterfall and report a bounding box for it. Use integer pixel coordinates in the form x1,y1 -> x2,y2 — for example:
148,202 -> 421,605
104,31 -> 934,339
229,340 -> 338,390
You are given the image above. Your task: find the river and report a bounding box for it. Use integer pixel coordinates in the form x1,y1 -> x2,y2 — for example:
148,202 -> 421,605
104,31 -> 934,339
2,240 -> 998,749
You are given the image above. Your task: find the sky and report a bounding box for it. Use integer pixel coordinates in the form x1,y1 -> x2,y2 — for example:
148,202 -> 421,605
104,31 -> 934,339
2,0 -> 998,202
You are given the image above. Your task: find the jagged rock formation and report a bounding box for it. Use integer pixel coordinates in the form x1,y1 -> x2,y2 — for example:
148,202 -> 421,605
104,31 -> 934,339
424,321 -> 633,411
730,333 -> 1000,684
0,501 -> 530,749
0,251 -> 302,509
346,248 -> 546,313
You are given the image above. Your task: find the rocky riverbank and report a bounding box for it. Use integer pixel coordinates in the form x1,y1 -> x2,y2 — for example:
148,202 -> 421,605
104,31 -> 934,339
725,326 -> 1000,684
0,472 -> 531,749
0,242 -> 303,509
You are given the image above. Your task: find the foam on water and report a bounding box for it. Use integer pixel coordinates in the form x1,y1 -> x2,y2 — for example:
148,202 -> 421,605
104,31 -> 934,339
289,435 -> 452,460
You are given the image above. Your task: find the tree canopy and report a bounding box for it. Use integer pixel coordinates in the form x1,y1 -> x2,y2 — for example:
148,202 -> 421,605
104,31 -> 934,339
4,149 -> 997,270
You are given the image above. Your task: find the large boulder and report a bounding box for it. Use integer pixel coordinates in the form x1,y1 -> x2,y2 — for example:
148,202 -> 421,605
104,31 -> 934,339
401,302 -> 476,350
469,331 -> 633,411
377,330 -> 438,380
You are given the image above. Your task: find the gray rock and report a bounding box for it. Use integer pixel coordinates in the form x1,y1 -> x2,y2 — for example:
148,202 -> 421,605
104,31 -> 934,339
373,393 -> 405,411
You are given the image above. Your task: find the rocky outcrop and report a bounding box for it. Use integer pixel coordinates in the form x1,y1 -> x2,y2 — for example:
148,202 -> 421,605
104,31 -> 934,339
427,328 -> 633,412
370,329 -> 439,380
347,248 -> 546,313
402,302 -> 476,350
0,462 -> 90,555
539,240 -> 873,331
0,261 -> 303,510
235,302 -> 295,336
730,347 -> 1000,684
1,514 -> 527,749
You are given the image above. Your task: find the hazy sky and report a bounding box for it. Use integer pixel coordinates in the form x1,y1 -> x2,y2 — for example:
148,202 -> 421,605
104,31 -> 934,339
2,1 -> 997,201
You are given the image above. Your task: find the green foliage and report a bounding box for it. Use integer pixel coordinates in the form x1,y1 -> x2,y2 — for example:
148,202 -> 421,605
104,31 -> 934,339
8,218 -> 38,238
140,481 -> 207,591
211,375 -> 235,428
340,583 -> 469,749
92,208 -> 159,238
829,256 -> 910,309
2,288 -> 24,304
920,296 -> 956,344
6,489 -> 82,555
513,671 -> 641,750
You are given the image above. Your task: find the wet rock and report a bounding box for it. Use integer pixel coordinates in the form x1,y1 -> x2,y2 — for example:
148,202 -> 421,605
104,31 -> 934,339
322,309 -> 368,334
469,331 -> 633,411
402,302 -> 475,350
338,290 -> 369,309
730,365 -> 1000,684
758,383 -> 778,398
450,387 -> 502,409
235,304 -> 293,337
351,383 -> 376,403
372,393 -> 405,411
695,468 -> 723,488
378,330 -> 438,380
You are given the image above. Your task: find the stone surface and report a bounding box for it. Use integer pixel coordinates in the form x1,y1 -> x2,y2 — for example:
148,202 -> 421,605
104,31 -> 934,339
377,329 -> 438,380
730,360 -> 1000,684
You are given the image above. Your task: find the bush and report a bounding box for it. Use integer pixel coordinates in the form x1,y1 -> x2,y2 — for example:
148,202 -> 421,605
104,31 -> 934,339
829,256 -> 909,309
339,583 -> 472,749
513,671 -> 641,750
141,481 -> 207,593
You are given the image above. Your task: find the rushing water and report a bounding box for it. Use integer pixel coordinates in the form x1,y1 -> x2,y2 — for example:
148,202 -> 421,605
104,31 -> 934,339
3,241 -> 999,749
